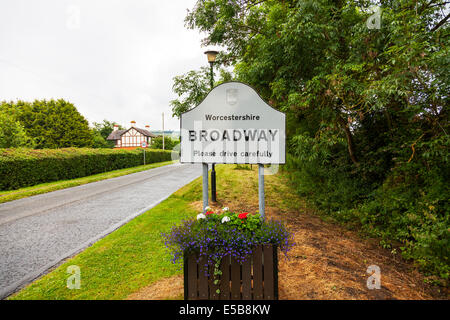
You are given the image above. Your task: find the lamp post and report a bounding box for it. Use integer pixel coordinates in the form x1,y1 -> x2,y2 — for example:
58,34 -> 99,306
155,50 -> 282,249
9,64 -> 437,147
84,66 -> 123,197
204,50 -> 218,203
162,112 -> 165,150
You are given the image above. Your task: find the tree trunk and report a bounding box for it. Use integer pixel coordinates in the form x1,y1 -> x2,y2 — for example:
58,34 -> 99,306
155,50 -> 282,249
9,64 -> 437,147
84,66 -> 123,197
337,115 -> 359,166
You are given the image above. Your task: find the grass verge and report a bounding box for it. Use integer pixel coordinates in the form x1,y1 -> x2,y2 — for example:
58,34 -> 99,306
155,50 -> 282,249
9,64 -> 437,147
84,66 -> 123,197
8,164 -> 297,300
9,167 -> 202,300
9,165 -> 445,300
0,160 -> 175,204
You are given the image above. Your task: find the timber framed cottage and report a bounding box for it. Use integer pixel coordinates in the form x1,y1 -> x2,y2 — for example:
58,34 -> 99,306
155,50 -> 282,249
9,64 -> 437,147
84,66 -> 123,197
107,121 -> 157,149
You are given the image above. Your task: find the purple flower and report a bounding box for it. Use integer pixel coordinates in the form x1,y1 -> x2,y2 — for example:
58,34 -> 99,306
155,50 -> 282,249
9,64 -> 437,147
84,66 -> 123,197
161,214 -> 292,268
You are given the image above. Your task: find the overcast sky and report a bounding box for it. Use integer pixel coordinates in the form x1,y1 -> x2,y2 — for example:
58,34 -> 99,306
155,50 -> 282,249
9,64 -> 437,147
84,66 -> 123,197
0,0 -> 215,131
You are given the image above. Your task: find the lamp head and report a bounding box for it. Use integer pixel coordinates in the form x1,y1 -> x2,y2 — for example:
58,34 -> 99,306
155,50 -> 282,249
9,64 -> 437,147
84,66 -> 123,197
204,50 -> 219,63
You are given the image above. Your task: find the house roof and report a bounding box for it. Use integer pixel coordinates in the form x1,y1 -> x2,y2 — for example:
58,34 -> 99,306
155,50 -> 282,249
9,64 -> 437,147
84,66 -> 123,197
135,127 -> 158,138
106,127 -> 157,141
106,130 -> 126,140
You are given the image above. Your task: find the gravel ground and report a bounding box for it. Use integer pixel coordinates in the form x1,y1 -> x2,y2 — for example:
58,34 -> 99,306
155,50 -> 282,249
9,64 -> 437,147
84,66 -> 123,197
0,163 -> 201,299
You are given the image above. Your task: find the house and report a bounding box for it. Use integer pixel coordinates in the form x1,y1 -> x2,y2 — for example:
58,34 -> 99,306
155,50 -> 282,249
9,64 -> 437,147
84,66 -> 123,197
107,121 -> 157,149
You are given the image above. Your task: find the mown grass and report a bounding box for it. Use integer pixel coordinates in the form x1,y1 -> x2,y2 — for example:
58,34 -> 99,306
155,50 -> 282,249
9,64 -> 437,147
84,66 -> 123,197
0,160 -> 175,204
10,165 -> 444,300
9,168 -> 203,300
9,164 -> 295,300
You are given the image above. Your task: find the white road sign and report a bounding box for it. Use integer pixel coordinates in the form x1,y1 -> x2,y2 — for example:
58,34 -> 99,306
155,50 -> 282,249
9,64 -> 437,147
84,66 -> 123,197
180,82 -> 285,164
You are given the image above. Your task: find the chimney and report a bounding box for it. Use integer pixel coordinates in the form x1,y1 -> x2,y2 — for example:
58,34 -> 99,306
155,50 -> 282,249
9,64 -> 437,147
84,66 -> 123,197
145,125 -> 150,130
113,124 -> 119,131
130,120 -> 136,128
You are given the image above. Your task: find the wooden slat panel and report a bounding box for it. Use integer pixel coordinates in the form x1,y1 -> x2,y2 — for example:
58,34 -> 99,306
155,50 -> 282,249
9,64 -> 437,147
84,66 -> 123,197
185,246 -> 278,301
252,245 -> 263,299
187,254 -> 198,300
263,245 -> 274,300
273,245 -> 279,300
230,256 -> 241,300
241,258 -> 252,300
184,255 -> 188,300
209,264 -> 220,300
219,256 -> 230,300
198,256 -> 209,300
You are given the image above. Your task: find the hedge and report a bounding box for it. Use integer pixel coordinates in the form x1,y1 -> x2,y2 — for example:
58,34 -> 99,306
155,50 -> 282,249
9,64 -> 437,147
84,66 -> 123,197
0,148 -> 173,191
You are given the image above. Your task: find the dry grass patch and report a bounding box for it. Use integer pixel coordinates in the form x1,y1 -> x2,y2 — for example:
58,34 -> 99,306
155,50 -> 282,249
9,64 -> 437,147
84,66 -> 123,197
127,275 -> 183,300
126,164 -> 448,300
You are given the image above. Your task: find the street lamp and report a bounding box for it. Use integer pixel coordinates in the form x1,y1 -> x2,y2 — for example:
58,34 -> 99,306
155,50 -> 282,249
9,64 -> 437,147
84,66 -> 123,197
204,50 -> 218,202
205,50 -> 218,62
204,50 -> 218,88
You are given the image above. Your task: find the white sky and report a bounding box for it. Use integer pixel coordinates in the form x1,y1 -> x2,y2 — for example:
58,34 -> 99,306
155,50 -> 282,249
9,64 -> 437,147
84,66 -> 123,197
0,0 -> 215,131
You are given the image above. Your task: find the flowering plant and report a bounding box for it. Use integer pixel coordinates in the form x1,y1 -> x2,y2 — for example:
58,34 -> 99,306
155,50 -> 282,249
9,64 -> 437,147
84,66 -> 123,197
162,208 -> 294,273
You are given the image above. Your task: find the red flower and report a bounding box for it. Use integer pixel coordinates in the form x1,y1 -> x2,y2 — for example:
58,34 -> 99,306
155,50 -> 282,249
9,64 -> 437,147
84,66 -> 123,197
205,211 -> 214,215
238,212 -> 249,219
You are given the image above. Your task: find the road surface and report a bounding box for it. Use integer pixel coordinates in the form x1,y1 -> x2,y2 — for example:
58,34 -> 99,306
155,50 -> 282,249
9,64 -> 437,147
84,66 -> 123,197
0,163 -> 201,299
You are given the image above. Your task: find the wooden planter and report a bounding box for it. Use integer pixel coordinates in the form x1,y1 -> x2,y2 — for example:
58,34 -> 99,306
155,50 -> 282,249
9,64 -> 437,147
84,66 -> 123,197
184,244 -> 278,300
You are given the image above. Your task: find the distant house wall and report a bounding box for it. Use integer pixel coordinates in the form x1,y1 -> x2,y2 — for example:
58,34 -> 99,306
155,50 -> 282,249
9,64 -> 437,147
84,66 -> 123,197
116,128 -> 151,148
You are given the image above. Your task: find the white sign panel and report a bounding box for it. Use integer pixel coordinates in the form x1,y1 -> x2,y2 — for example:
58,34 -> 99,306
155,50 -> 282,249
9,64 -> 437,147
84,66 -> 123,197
180,82 -> 285,164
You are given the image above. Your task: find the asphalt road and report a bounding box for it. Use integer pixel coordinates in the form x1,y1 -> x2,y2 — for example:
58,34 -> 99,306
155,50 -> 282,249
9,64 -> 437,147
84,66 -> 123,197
0,163 -> 202,299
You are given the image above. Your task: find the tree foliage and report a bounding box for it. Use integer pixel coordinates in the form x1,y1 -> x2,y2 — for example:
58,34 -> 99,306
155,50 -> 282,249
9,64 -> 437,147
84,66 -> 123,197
0,112 -> 35,148
92,119 -> 124,148
175,0 -> 449,279
170,66 -> 234,117
170,67 -> 211,117
150,136 -> 179,151
0,99 -> 94,149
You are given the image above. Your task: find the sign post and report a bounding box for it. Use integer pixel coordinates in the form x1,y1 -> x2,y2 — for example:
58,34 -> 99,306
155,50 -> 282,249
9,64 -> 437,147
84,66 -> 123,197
180,82 -> 285,219
202,163 -> 209,209
258,164 -> 265,218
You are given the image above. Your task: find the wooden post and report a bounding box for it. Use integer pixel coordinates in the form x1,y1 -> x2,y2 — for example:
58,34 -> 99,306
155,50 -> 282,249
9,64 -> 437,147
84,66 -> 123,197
203,163 -> 209,211
258,164 -> 265,220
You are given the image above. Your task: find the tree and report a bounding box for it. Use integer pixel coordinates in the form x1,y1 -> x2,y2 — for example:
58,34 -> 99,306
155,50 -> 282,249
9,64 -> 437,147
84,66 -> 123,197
176,0 -> 450,278
150,136 -> 179,150
170,67 -> 211,118
92,130 -> 110,148
0,112 -> 34,148
92,119 -> 124,148
170,66 -> 234,117
184,0 -> 448,164
0,99 -> 94,148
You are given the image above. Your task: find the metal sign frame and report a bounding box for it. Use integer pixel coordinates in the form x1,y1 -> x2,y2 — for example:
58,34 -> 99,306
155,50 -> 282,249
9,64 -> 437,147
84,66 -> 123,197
180,81 -> 286,219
